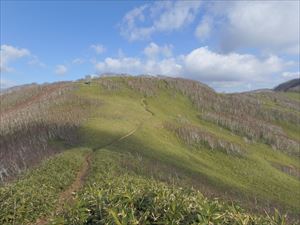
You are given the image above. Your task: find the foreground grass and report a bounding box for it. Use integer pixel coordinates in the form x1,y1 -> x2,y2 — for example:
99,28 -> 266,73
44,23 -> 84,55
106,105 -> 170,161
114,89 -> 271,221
52,150 -> 290,225
0,148 -> 89,225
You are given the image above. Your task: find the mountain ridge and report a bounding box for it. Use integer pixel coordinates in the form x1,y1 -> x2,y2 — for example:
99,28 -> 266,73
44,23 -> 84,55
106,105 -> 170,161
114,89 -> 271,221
0,75 -> 299,224
3,75 -> 299,94
274,78 -> 300,92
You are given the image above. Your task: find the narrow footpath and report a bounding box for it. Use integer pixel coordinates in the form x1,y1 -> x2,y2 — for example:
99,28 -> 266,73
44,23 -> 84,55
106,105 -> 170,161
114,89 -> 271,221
33,125 -> 140,225
34,153 -> 91,225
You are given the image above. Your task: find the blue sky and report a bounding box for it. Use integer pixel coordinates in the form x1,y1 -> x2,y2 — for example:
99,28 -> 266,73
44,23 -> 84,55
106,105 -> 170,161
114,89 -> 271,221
1,1 -> 299,92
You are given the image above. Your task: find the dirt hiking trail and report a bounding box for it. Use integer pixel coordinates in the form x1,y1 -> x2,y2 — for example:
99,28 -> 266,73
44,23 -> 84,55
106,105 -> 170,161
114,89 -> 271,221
33,125 -> 140,225
33,153 -> 91,225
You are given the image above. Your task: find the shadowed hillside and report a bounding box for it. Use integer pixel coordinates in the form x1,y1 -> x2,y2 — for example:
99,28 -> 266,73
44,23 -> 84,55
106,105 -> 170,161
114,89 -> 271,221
274,79 -> 300,92
0,76 -> 299,224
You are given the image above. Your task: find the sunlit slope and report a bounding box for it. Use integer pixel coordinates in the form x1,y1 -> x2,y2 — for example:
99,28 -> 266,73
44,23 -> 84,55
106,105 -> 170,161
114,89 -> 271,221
75,77 -> 300,216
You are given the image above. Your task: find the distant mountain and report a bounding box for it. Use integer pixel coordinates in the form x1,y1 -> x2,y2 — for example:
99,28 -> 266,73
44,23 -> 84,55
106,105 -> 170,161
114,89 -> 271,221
243,88 -> 273,94
274,78 -> 300,92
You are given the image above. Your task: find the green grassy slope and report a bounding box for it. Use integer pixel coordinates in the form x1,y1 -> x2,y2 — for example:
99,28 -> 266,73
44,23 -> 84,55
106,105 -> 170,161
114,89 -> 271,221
74,79 -> 300,215
1,76 -> 299,224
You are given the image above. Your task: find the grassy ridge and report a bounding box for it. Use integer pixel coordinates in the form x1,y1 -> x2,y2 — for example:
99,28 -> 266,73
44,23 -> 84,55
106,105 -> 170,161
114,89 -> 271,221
0,148 -> 89,225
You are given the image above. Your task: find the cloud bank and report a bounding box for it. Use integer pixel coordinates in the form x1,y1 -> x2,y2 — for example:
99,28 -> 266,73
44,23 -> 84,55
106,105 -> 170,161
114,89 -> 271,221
198,1 -> 300,54
94,43 -> 290,86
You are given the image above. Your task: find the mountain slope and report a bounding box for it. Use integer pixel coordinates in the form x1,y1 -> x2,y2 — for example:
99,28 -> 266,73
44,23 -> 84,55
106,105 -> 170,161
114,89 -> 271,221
274,78 -> 300,92
0,76 -> 299,224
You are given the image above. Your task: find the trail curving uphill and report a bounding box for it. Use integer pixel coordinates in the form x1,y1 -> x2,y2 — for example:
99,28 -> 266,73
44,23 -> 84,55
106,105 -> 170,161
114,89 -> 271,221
91,125 -> 142,152
33,98 -> 151,224
117,125 -> 141,142
33,125 -> 140,225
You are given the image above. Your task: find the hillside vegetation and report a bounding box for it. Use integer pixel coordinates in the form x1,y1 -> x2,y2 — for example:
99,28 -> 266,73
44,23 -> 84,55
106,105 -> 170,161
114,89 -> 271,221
0,76 -> 299,224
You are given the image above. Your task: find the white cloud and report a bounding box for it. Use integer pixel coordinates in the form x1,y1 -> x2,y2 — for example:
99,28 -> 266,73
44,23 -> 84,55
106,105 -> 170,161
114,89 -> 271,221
282,71 -> 299,79
54,65 -> 68,75
94,56 -> 182,76
184,47 -> 285,82
195,16 -> 212,41
95,57 -> 142,74
144,58 -> 182,75
94,45 -> 290,84
120,1 -> 201,41
0,45 -> 31,72
72,58 -> 85,64
117,48 -> 125,58
203,1 -> 300,54
143,42 -> 173,59
90,44 -> 106,54
28,55 -> 46,67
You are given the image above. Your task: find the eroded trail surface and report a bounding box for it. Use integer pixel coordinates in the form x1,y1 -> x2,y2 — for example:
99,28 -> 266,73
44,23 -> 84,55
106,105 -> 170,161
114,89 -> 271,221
34,153 -> 91,225
58,153 -> 92,206
33,125 -> 140,225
